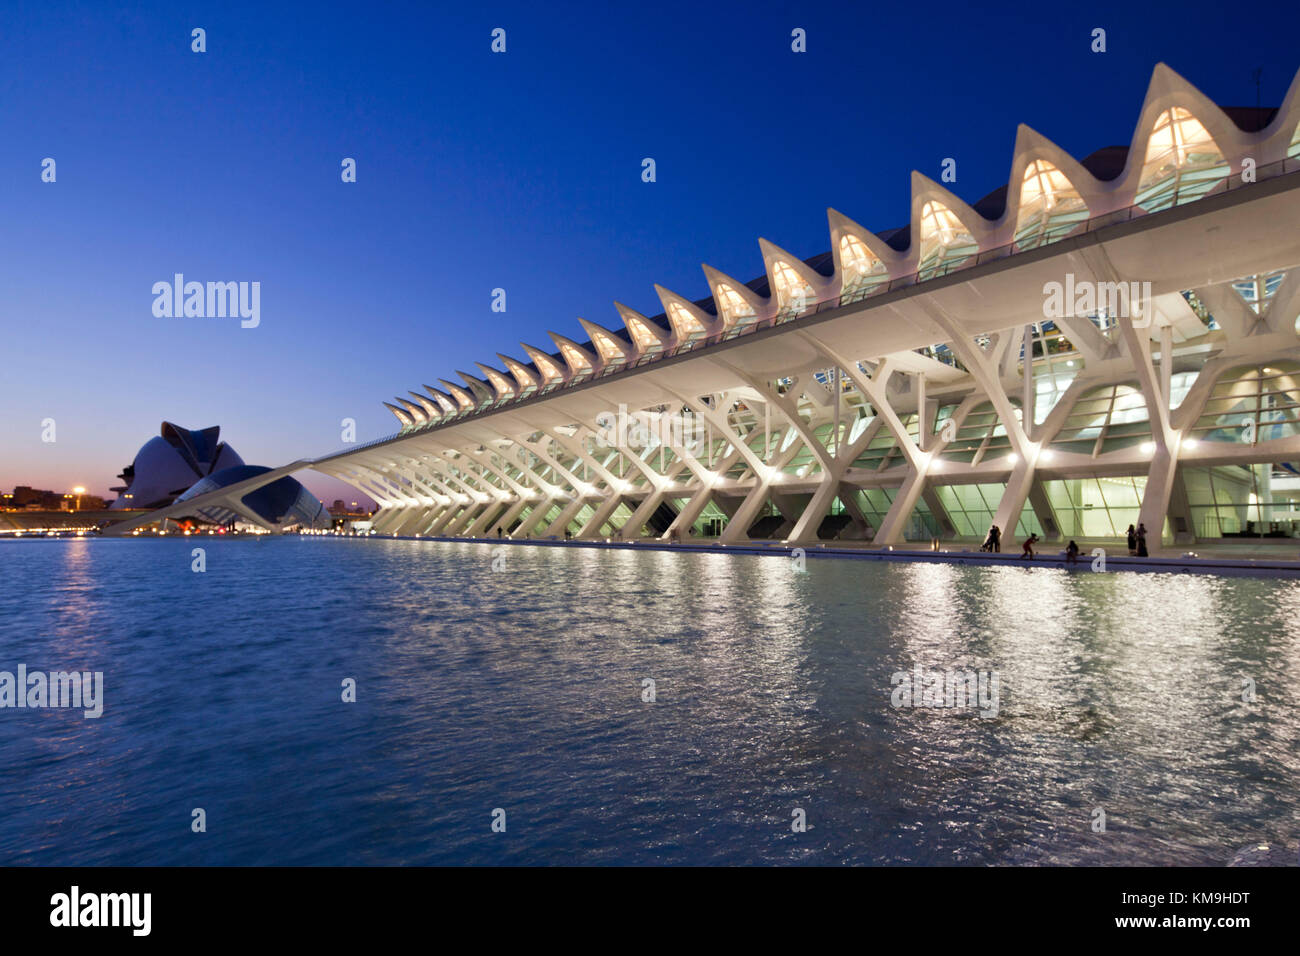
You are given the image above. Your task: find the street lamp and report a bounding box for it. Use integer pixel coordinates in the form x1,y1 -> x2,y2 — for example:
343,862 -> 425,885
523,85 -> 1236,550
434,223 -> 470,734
72,487 -> 86,511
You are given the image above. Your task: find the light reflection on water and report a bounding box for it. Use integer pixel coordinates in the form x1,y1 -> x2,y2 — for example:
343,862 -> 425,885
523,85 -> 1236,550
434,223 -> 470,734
0,538 -> 1297,865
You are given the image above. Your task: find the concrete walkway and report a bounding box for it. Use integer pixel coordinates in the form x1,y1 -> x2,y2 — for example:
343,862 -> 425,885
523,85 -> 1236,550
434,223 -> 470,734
366,532 -> 1300,579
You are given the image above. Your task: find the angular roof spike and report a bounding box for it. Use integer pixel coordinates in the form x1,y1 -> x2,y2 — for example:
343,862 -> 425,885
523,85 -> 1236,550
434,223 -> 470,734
383,402 -> 414,427
758,237 -> 831,301
548,331 -> 599,374
520,343 -> 566,384
701,263 -> 769,327
437,379 -> 476,409
1276,63 -> 1300,139
653,283 -> 718,340
408,391 -> 440,418
910,170 -> 991,228
1118,61 -> 1244,188
423,385 -> 458,415
614,301 -> 671,351
826,207 -> 904,276
475,362 -> 518,399
577,318 -> 629,362
496,352 -> 539,389
455,371 -> 495,404
397,399 -> 427,423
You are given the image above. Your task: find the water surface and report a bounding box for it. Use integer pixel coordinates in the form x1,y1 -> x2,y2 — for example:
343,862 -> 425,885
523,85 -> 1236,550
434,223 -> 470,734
1,537 -> 1297,865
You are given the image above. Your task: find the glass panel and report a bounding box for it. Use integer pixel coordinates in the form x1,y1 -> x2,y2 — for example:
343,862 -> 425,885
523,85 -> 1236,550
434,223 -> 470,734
917,201 -> 979,280
1136,107 -> 1229,212
839,234 -> 890,299
1014,160 -> 1089,250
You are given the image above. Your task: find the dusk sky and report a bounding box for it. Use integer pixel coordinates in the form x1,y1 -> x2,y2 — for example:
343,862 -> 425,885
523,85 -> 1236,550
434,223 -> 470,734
3,0 -> 1298,505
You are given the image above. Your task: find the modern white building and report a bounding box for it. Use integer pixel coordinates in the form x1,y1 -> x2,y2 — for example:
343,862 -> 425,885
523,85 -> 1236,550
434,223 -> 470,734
111,64 -> 1300,549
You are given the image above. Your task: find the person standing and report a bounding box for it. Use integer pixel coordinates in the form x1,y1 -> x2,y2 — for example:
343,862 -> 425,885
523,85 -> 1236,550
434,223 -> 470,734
1065,540 -> 1080,565
1136,522 -> 1148,557
1021,533 -> 1039,559
991,524 -> 1001,553
1126,524 -> 1137,555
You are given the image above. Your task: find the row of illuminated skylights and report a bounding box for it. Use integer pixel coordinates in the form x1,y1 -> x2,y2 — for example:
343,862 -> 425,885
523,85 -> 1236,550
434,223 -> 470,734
381,102 -> 1300,435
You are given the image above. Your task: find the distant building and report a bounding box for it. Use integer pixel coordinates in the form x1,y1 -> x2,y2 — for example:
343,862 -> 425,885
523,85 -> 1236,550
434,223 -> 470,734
10,487 -> 62,510
111,422 -> 331,531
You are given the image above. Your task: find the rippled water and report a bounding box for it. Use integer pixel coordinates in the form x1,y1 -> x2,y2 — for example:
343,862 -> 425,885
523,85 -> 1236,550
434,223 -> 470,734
1,537 -> 1298,865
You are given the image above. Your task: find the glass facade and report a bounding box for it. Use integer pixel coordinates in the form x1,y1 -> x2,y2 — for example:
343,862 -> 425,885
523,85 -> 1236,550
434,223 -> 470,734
839,234 -> 890,300
1041,475 -> 1146,539
940,401 -> 1021,464
771,259 -> 816,318
930,483 -> 1040,540
917,201 -> 979,280
714,282 -> 757,330
1181,464 -> 1300,539
1049,384 -> 1150,455
625,316 -> 664,355
1188,363 -> 1300,444
1135,107 -> 1228,212
1013,160 -> 1089,250
665,302 -> 708,344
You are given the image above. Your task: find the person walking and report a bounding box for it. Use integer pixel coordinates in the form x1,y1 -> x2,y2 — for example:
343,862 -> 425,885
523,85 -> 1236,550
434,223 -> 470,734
1136,523 -> 1148,557
1126,524 -> 1137,555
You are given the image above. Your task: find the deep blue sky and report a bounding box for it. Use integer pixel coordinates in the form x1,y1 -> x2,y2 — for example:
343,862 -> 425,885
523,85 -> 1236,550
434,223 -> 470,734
3,0 -> 1298,504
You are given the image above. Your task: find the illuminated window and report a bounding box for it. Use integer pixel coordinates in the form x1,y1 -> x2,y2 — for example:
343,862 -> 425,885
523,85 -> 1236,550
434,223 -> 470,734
937,400 -> 1021,464
1135,107 -> 1228,212
626,317 -> 664,355
1190,363 -> 1300,444
483,369 -> 515,400
590,331 -> 627,368
1013,160 -> 1089,250
666,302 -> 708,344
714,282 -> 757,329
771,260 -> 816,318
445,387 -> 474,410
839,234 -> 889,300
1290,122 -> 1300,160
917,201 -> 979,280
1181,464 -> 1300,539
503,361 -> 539,398
531,353 -> 564,385
402,400 -> 429,422
1051,385 -> 1149,454
1042,475 -> 1148,539
559,342 -> 593,382
932,483 -> 1041,539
